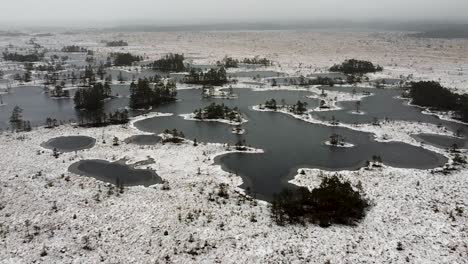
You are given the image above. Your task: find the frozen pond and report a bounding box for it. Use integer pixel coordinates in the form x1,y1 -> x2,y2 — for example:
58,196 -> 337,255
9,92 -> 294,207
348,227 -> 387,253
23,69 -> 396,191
41,135 -> 95,152
68,159 -> 161,186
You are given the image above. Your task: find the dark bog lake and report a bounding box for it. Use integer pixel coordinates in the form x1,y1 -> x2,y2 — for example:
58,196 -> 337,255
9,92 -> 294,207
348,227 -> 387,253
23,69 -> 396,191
42,135 -> 95,152
412,133 -> 467,149
69,159 -> 161,186
124,134 -> 161,145
135,88 -> 460,199
3,84 -> 466,198
0,85 -> 130,129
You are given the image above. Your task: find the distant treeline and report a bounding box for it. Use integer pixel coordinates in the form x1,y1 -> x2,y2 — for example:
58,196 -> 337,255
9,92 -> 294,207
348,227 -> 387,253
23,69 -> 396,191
330,59 -> 383,75
61,45 -> 88,53
217,56 -> 273,68
242,56 -> 272,66
411,25 -> 468,39
271,76 -> 338,87
2,52 -> 43,62
106,40 -> 128,47
408,81 -> 468,122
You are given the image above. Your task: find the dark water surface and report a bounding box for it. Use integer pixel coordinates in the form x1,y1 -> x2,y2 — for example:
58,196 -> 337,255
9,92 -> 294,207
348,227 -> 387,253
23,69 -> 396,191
4,84 -> 465,198
412,133 -> 467,149
69,159 -> 161,186
135,88 -> 456,199
124,134 -> 162,145
41,136 -> 96,152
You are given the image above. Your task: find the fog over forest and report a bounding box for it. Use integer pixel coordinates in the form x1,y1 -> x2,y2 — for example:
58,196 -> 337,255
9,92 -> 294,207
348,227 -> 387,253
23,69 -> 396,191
1,0 -> 467,27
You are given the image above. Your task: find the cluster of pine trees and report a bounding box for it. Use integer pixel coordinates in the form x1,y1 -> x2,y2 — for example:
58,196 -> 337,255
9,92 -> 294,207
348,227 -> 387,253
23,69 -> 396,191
217,57 -> 239,68
185,68 -> 228,86
242,56 -> 272,66
13,71 -> 32,83
77,109 -> 129,127
289,101 -> 308,115
270,176 -> 369,227
112,52 -> 142,66
73,82 -> 130,126
409,81 -> 468,122
152,53 -> 186,72
193,103 -> 240,121
129,78 -> 177,109
73,82 -> 111,110
9,106 -> 32,132
264,99 -> 278,110
50,83 -> 70,98
330,59 -> 383,74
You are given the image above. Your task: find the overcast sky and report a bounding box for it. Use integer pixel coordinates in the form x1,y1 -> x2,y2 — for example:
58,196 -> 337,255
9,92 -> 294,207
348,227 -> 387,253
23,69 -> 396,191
1,0 -> 467,27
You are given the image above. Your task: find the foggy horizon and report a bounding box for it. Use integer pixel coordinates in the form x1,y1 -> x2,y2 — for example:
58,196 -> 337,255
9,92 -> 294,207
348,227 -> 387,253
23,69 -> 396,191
1,0 -> 468,28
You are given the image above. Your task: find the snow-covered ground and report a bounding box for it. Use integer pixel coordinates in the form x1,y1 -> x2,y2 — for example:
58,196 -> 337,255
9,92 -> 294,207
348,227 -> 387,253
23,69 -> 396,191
0,30 -> 467,263
2,30 -> 468,92
0,108 -> 466,263
324,141 -> 355,148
